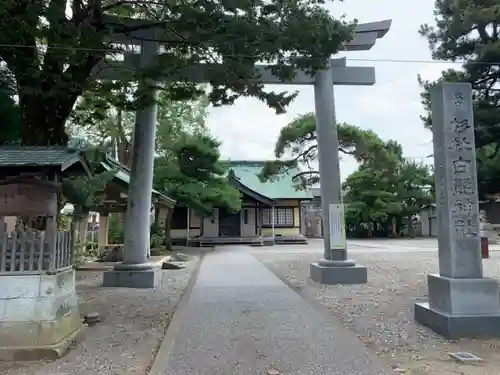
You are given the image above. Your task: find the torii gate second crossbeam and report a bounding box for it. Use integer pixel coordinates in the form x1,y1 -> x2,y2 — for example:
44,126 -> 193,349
99,18 -> 392,288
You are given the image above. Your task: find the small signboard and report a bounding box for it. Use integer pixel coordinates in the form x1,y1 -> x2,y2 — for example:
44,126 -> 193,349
329,204 -> 346,249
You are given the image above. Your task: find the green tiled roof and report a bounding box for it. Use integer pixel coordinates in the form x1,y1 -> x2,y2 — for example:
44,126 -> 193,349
0,146 -> 84,168
101,157 -> 175,204
228,161 -> 312,200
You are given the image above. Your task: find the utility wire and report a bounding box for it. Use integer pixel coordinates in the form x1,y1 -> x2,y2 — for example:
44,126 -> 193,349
0,41 -> 493,66
6,42 -> 500,134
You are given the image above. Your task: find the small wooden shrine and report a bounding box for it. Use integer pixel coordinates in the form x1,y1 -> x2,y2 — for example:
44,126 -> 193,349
93,156 -> 175,260
0,146 -> 92,361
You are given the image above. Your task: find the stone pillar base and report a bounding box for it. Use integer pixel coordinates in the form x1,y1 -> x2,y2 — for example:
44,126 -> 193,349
414,302 -> 500,340
415,274 -> 500,339
0,269 -> 84,361
310,260 -> 367,285
0,322 -> 85,361
103,267 -> 162,288
262,237 -> 275,246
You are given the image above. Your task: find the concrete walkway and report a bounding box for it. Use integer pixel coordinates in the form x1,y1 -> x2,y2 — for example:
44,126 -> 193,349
151,248 -> 390,375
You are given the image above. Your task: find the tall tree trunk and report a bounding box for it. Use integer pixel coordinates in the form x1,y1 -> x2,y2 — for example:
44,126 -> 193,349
164,208 -> 173,250
19,94 -> 72,146
115,108 -> 131,165
117,141 -> 133,167
70,213 -> 81,258
77,212 -> 90,246
15,43 -> 104,146
70,216 -> 78,248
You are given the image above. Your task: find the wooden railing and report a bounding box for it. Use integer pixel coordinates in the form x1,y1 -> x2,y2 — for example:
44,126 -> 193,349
0,224 -> 72,273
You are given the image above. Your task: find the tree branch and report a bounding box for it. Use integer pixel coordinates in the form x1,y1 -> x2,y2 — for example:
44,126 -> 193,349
339,147 -> 356,155
0,1 -> 40,83
102,0 -> 165,11
476,24 -> 490,43
292,170 -> 319,180
42,0 -> 70,80
72,0 -> 84,17
297,144 -> 317,161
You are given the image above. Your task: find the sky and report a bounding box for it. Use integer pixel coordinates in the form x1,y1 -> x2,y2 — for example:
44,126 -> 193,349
206,0 -> 453,181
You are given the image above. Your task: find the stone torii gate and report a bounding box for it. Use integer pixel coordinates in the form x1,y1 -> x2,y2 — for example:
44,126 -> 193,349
95,17 -> 392,288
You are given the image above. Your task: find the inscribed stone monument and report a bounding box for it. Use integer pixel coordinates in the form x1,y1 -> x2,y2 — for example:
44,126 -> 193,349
414,82 -> 500,339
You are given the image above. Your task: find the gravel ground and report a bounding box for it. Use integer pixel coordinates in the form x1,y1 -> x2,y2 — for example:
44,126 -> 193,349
254,250 -> 500,375
0,257 -> 199,375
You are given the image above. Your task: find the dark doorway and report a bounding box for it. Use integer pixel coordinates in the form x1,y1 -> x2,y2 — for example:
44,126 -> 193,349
219,209 -> 241,237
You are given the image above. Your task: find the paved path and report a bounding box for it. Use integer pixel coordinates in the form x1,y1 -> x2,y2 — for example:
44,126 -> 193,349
250,238 -> 440,255
152,248 -> 390,375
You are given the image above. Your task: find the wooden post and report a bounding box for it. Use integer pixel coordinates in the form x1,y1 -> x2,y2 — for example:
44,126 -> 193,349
27,231 -> 35,271
186,208 -> 191,243
0,222 -> 6,272
98,213 -> 109,252
46,216 -> 57,271
271,206 -> 275,239
259,208 -> 263,236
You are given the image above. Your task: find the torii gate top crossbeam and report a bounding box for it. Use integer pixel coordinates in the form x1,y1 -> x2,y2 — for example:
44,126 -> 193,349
93,17 -> 391,86
103,16 -> 391,52
92,56 -> 376,85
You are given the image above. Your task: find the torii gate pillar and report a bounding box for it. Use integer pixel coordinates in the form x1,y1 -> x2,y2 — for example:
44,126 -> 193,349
103,41 -> 161,288
309,64 -> 368,285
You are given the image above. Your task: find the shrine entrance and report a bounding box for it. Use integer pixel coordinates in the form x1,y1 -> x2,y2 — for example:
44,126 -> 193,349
218,208 -> 241,237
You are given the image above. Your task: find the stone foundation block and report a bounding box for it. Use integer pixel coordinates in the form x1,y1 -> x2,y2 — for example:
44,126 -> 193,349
415,274 -> 500,339
38,310 -> 82,345
426,274 -> 499,314
0,322 -> 85,361
414,302 -> 500,340
103,268 -> 162,288
0,269 -> 85,361
310,262 -> 367,285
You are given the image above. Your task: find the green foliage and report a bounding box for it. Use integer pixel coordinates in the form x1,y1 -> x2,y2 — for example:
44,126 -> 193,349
343,154 -> 433,236
259,113 -> 393,189
57,214 -> 71,231
0,64 -> 20,144
155,90 -> 209,152
69,75 -> 239,244
154,133 -> 241,216
153,89 -> 240,216
70,85 -> 135,141
69,84 -> 136,166
259,111 -> 433,237
150,222 -> 166,249
61,149 -> 117,213
0,91 -> 20,144
72,243 -> 87,268
68,69 -> 234,245
344,168 -> 400,223
107,214 -> 124,244
0,0 -> 356,146
418,0 -> 500,198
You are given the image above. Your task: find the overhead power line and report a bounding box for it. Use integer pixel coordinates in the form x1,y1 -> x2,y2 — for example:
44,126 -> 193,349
0,42 -> 494,66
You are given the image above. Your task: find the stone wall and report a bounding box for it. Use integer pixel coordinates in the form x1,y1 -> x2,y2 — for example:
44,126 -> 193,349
0,269 -> 82,359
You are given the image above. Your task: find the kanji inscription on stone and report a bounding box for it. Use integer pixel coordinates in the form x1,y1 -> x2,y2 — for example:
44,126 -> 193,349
431,82 -> 482,278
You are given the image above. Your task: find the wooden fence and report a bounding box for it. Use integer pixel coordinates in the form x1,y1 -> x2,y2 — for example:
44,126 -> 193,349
0,224 -> 72,273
